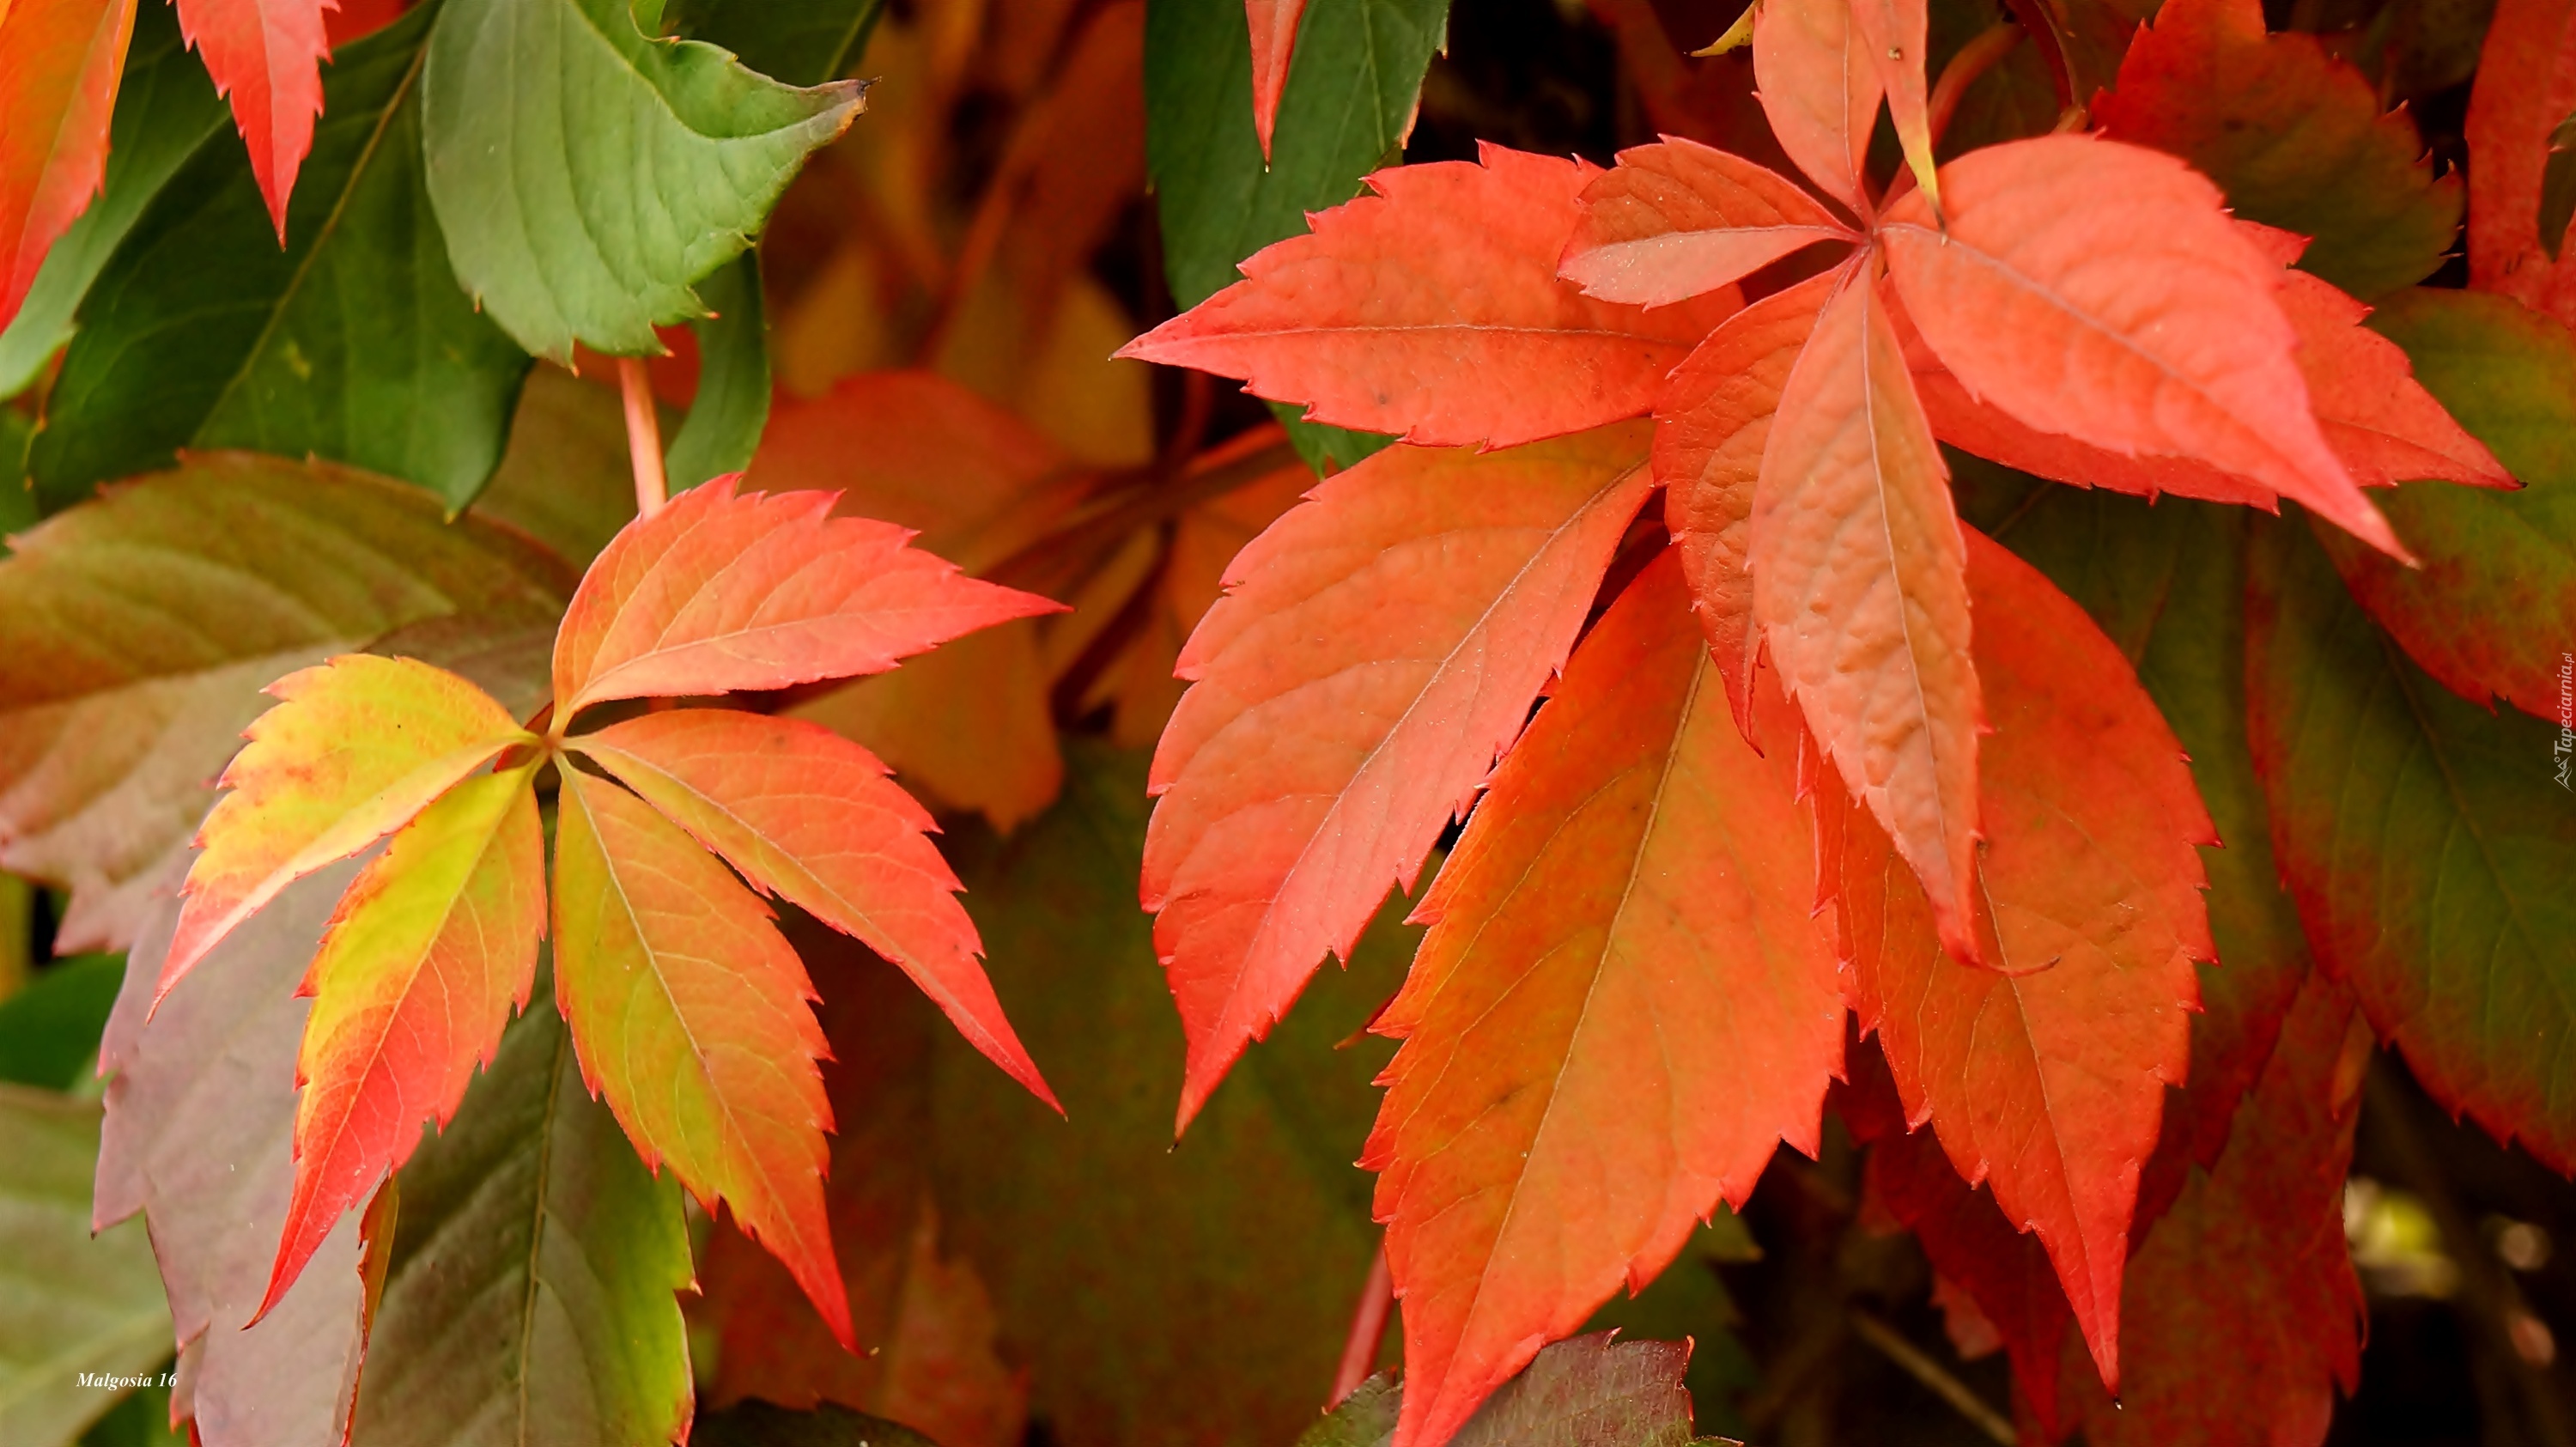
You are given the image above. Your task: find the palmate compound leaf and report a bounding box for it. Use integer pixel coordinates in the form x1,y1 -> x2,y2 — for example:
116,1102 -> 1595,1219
1827,528 -> 2212,1393
1142,424 -> 1655,1130
1364,551 -> 1844,1447
171,0 -> 329,234
1880,133 -> 2406,557
550,476 -> 1062,722
1557,137 -> 1856,307
0,0 -> 134,332
2464,0 -> 2576,325
1117,145 -> 1740,450
552,764 -> 852,1348
567,708 -> 1055,1109
265,760 -> 545,1319
1748,264 -> 1985,964
158,654 -> 536,1003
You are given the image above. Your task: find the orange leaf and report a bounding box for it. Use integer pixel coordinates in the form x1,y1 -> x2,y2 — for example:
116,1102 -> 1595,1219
1246,0 -> 1303,161
174,0 -> 330,236
1828,530 -> 2212,1393
267,762 -> 544,1319
1145,424 -> 1655,1131
1752,0 -> 1883,212
1880,135 -> 2405,556
2464,0 -> 2576,325
570,708 -> 1057,1110
1750,264 -> 1984,964
2280,268 -> 2512,489
552,766 -> 852,1348
1365,553 -> 1844,1447
1849,0 -> 1939,206
1659,269 -> 1840,744
549,476 -> 1063,720
1558,136 -> 1856,307
1117,144 -> 1739,448
0,0 -> 132,329
161,654 -> 533,1002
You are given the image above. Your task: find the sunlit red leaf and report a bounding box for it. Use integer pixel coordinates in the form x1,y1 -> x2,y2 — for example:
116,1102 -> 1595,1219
175,0 -> 331,236
266,763 -> 544,1318
161,654 -> 533,1004
550,476 -> 1061,720
1750,264 -> 1984,963
552,766 -> 852,1347
569,708 -> 1056,1110
1849,0 -> 1938,206
1558,137 -> 1854,307
1245,0 -> 1303,161
1751,0 -> 1883,212
0,0 -> 133,330
1881,134 -> 2404,556
1145,424 -> 1654,1130
1116,144 -> 1739,448
1366,553 -> 1844,1447
1828,530 -> 2211,1392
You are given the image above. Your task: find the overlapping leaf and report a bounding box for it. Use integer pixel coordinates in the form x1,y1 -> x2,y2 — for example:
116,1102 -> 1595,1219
1365,554 -> 1842,1447
173,0 -> 329,233
1143,425 -> 1654,1128
0,1085 -> 169,1447
0,0 -> 134,333
1307,1334 -> 1716,1447
1244,0 -> 1306,161
2464,0 -> 2576,325
1557,137 -> 1854,307
1749,0 -> 1883,211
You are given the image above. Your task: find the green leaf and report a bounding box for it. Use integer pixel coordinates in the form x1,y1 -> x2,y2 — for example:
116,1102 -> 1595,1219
931,743 -> 1415,1447
665,0 -> 885,88
665,252 -> 772,492
29,4 -> 532,515
1143,0 -> 1446,474
468,368 -> 641,568
692,1401 -> 940,1447
0,1085 -> 172,1447
2245,518 -> 2576,1172
0,953 -> 127,1091
422,0 -> 863,359
349,987 -> 692,1447
1300,1334 -> 1715,1447
0,0 -> 228,398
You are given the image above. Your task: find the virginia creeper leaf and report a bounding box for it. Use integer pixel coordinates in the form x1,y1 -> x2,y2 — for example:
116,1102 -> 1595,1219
0,0 -> 135,335
267,763 -> 544,1319
1831,530 -> 2212,1392
0,0 -> 228,398
551,766 -> 850,1347
1850,0 -> 1939,206
421,0 -> 864,359
2092,0 -> 2464,299
30,6 -> 534,514
470,367 -> 644,568
1143,424 -> 1654,1129
2276,267 -> 2509,491
2246,519 -> 2576,1171
1245,0 -> 1305,161
1119,145 -> 1739,450
1365,553 -> 1844,1447
1752,0 -> 1884,212
1558,137 -> 1855,307
2464,0 -> 2576,325
171,0 -> 328,234
161,654 -> 533,1000
568,708 -> 1055,1108
1880,134 -> 2403,556
2332,287 -> 2576,720
0,951 -> 127,1090
666,0 -> 884,87
1750,266 -> 1983,962
1661,270 -> 1838,744
349,988 -> 693,1447
1306,1334 -> 1714,1447
0,1086 -> 168,1447
550,477 -> 1060,720
665,252 -> 772,494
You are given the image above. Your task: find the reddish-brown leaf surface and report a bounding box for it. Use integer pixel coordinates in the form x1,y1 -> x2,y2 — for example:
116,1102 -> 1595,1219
1829,530 -> 2210,1392
1144,424 -> 1654,1129
2465,0 -> 2576,325
570,708 -> 1056,1109
1750,265 -> 1984,964
0,0 -> 132,329
1365,553 -> 1844,1447
174,0 -> 330,234
1558,137 -> 1854,307
1751,0 -> 1883,212
1244,0 -> 1303,161
1662,270 -> 1839,742
1880,134 -> 2404,556
550,477 -> 1060,720
1116,145 -> 1740,448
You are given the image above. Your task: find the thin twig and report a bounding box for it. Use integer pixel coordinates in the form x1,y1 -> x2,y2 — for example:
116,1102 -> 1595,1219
1330,1242 -> 1395,1407
1848,1308 -> 2014,1446
618,356 -> 668,519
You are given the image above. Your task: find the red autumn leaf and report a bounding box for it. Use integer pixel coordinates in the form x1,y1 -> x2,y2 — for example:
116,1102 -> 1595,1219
1661,270 -> 1841,743
2465,0 -> 2576,325
1557,136 -> 1856,307
1749,264 -> 1984,964
1828,530 -> 2211,1391
552,765 -> 853,1348
550,475 -> 1061,721
1364,552 -> 1844,1447
1143,424 -> 1653,1130
1880,134 -> 2406,556
1115,144 -> 1739,449
1750,0 -> 1883,212
1847,0 -> 1938,205
174,0 -> 331,236
569,708 -> 1058,1110
0,0 -> 132,330
1245,0 -> 1303,161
